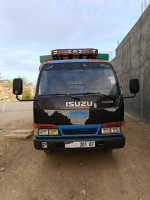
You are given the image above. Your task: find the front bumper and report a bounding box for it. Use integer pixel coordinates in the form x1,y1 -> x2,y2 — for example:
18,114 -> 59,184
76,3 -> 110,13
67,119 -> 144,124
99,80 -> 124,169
34,135 -> 125,150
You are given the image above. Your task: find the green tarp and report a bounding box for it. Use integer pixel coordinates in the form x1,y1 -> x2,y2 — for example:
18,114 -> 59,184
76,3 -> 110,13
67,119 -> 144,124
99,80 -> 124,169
40,55 -> 52,63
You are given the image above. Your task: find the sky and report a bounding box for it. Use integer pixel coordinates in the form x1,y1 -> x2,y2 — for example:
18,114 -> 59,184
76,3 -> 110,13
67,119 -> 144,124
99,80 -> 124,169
0,0 -> 148,83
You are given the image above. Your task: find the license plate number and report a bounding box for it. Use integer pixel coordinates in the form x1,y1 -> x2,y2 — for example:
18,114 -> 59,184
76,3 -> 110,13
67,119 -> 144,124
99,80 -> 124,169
65,141 -> 95,148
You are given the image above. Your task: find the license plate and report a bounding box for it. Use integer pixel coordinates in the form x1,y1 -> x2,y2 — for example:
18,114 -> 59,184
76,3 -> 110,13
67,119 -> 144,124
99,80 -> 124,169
65,141 -> 95,148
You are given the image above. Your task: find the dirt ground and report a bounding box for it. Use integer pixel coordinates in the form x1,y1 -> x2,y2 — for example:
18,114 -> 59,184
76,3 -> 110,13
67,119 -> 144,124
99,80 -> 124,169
0,109 -> 150,200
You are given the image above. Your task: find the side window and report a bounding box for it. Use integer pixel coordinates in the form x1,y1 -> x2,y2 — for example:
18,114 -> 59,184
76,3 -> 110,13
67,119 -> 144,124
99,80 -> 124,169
39,71 -> 48,95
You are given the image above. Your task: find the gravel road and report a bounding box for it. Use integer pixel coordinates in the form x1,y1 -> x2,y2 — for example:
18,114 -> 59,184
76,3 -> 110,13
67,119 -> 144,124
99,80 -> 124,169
0,102 -> 150,200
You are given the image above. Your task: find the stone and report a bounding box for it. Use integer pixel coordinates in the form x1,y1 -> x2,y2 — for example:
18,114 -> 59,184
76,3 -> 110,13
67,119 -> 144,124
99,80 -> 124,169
80,189 -> 86,195
0,167 -> 5,174
0,167 -> 5,172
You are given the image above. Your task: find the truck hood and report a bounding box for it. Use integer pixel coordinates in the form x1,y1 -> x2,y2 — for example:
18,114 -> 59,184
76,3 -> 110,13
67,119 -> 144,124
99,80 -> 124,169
34,95 -> 124,125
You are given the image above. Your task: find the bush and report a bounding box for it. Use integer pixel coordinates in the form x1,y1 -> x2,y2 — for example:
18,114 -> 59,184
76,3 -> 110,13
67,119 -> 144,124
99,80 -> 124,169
22,88 -> 33,100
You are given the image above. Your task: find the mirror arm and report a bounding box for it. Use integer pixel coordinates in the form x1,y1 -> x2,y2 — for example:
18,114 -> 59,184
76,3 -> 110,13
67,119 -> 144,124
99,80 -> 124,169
16,95 -> 38,102
123,93 -> 136,99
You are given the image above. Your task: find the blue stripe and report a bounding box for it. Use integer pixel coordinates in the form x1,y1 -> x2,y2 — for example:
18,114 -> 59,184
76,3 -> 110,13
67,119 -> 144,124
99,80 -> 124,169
46,59 -> 102,64
58,124 -> 102,129
58,124 -> 102,137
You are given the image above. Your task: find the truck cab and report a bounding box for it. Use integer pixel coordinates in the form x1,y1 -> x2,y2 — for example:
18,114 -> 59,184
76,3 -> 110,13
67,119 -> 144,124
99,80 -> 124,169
13,48 -> 139,151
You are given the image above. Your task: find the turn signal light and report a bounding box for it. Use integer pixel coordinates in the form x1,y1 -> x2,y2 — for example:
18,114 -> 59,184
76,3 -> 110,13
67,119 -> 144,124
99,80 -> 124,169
33,123 -> 57,129
102,121 -> 125,127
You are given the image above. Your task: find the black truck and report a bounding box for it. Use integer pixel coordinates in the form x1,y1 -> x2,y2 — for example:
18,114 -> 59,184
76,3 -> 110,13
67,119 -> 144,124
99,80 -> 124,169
13,48 -> 139,152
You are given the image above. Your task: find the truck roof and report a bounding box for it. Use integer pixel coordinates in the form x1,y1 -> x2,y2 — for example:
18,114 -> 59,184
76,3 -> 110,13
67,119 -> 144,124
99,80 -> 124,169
46,59 -> 110,64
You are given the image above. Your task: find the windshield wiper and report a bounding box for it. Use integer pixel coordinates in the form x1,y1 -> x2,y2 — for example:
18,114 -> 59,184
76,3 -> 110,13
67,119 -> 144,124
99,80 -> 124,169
53,94 -> 81,101
39,92 -> 117,100
76,92 -> 117,99
40,93 -> 80,101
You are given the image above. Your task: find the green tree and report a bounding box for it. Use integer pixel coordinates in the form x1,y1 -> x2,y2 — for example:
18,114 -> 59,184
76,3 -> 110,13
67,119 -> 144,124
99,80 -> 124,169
22,88 -> 33,100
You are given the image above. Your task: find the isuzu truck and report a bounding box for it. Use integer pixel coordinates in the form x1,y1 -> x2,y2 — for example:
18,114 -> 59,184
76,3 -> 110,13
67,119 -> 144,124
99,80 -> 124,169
13,48 -> 139,152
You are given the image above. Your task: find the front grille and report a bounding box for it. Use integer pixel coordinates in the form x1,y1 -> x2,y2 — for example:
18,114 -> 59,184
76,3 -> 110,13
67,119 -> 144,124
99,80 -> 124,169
62,128 -> 97,135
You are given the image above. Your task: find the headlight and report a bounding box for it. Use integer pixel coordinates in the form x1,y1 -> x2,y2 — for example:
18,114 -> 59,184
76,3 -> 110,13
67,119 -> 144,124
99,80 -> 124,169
101,127 -> 110,134
111,127 -> 120,133
49,129 -> 58,135
101,126 -> 121,134
39,129 -> 49,135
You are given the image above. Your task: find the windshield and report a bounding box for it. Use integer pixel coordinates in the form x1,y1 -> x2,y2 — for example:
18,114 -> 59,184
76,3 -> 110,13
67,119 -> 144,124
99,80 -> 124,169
37,62 -> 120,96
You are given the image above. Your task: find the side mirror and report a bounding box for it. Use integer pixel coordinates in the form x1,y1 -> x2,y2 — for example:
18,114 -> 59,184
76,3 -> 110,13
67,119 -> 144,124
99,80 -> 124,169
13,78 -> 23,95
130,79 -> 139,94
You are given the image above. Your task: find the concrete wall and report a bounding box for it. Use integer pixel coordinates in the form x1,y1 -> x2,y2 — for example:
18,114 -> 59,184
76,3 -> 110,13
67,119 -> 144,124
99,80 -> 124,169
112,5 -> 150,120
